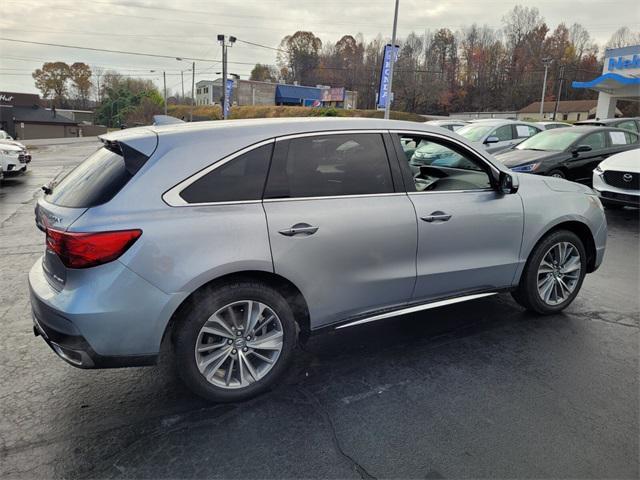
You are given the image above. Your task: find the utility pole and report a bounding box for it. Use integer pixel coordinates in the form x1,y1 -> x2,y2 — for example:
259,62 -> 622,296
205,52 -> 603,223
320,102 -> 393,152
181,70 -> 185,100
539,57 -> 552,120
191,61 -> 195,122
384,0 -> 400,120
163,70 -> 167,115
552,65 -> 565,121
217,34 -> 236,120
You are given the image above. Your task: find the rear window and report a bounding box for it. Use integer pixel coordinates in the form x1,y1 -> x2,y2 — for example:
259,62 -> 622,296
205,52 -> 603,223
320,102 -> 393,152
46,147 -> 132,208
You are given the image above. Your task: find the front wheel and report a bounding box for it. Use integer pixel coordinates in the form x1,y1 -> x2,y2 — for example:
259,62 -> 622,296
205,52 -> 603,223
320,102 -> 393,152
512,230 -> 587,314
547,169 -> 565,179
174,281 -> 297,402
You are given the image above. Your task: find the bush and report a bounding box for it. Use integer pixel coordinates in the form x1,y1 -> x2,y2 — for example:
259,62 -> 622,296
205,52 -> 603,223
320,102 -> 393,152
166,105 -> 426,123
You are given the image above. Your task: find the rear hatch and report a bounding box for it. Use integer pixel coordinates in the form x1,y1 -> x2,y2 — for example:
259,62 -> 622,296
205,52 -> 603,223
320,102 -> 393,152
36,132 -> 157,289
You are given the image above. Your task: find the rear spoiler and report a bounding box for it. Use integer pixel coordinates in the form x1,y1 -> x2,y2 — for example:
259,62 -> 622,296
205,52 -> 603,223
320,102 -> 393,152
101,139 -> 149,175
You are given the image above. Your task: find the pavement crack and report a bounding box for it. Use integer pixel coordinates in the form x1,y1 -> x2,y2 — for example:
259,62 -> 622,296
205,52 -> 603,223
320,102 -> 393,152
298,386 -> 376,480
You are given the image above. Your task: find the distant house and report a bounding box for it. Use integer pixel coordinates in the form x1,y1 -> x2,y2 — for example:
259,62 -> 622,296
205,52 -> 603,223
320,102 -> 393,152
516,100 -> 622,122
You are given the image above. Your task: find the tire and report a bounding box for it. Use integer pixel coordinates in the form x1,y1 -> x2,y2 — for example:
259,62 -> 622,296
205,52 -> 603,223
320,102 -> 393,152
547,169 -> 565,179
512,230 -> 587,315
174,281 -> 297,402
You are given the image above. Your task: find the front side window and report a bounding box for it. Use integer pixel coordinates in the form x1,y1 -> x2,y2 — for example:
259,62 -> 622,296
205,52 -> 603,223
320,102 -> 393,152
492,125 -> 513,141
179,143 -> 273,203
457,124 -> 493,142
397,134 -> 492,192
265,133 -> 393,199
581,132 -> 606,150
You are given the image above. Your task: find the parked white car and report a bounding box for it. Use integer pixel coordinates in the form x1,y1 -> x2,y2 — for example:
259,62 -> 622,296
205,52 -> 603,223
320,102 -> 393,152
593,149 -> 639,208
424,119 -> 468,131
0,143 -> 29,176
537,121 -> 573,130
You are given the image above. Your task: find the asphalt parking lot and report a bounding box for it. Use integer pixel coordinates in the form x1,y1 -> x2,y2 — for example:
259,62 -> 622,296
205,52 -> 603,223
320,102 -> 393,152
1,141 -> 638,479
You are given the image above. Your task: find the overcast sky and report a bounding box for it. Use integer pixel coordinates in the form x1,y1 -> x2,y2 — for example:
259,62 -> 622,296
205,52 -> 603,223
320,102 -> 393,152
1,0 -> 638,96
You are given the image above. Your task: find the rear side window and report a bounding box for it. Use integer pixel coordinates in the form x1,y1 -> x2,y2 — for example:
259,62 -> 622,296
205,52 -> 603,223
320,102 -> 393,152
179,143 -> 273,203
616,120 -> 638,133
608,130 -> 638,145
265,133 -> 393,199
47,147 -> 133,208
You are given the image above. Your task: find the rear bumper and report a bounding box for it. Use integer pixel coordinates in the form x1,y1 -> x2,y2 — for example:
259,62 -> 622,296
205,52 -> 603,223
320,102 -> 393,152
28,257 -> 183,368
30,289 -> 157,368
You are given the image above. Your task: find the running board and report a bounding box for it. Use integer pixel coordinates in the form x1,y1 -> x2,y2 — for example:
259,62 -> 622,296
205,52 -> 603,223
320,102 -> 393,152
335,292 -> 498,330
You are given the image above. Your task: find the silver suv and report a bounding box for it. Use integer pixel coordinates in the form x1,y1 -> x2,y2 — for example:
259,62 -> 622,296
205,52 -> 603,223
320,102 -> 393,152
29,118 -> 607,402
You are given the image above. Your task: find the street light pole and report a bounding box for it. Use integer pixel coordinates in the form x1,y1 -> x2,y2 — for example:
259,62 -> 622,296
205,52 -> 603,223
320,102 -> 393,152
539,57 -> 552,120
163,70 -> 167,115
191,61 -> 195,122
552,65 -> 565,121
384,0 -> 400,120
218,35 -> 236,120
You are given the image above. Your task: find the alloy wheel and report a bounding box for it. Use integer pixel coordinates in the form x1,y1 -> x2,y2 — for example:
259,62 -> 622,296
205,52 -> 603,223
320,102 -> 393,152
536,241 -> 582,305
194,300 -> 284,389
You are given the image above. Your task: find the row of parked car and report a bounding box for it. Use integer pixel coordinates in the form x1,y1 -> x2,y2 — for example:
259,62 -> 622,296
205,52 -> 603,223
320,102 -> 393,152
0,129 -> 31,181
422,117 -> 639,208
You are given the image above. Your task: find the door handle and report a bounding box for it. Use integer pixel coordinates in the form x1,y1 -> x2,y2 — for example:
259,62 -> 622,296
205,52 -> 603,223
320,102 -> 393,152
421,211 -> 452,223
278,223 -> 319,237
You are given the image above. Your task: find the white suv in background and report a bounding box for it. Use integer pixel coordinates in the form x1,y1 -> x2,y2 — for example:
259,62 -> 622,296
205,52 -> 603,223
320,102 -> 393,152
593,149 -> 640,209
0,129 -> 31,176
0,143 -> 29,176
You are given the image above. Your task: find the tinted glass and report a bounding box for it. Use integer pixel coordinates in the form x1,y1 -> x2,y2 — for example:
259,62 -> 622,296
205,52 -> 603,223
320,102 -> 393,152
457,124 -> 493,142
265,134 -> 393,198
516,130 -> 583,151
492,125 -> 513,141
180,143 -> 273,203
608,130 -> 639,145
616,120 -> 638,133
398,134 -> 492,192
514,124 -> 539,138
581,132 -> 606,150
47,147 -> 132,208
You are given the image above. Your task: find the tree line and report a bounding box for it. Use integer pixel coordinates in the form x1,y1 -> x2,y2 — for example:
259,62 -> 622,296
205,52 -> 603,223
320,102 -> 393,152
251,6 -> 639,114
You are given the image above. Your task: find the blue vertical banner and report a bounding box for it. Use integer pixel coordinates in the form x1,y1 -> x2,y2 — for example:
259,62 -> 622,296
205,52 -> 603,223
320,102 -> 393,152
377,44 -> 399,109
224,79 -> 234,118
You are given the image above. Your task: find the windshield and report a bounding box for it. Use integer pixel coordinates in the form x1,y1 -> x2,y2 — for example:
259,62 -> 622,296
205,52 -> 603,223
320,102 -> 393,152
516,130 -> 584,151
457,124 -> 493,142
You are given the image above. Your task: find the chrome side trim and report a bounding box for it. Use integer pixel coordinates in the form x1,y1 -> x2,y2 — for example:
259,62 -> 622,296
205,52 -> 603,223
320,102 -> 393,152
334,292 -> 498,330
162,138 -> 275,207
264,192 -> 405,203
408,188 -> 494,195
275,129 -> 386,141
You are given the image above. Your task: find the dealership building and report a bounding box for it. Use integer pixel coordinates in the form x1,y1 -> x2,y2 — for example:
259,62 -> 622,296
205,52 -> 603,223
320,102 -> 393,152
572,44 -> 640,119
196,79 -> 357,109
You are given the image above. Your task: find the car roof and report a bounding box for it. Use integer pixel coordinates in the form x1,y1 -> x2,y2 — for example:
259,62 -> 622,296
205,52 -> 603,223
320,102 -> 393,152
100,117 -> 483,157
425,119 -> 466,125
576,117 -> 639,125
538,125 -> 634,135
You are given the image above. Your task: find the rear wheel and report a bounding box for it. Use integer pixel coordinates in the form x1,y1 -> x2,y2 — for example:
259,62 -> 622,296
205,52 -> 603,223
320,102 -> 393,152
174,281 -> 297,402
547,169 -> 565,179
512,230 -> 586,314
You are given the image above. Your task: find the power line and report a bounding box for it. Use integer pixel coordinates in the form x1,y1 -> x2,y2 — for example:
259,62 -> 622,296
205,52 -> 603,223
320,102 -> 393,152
0,37 -> 219,63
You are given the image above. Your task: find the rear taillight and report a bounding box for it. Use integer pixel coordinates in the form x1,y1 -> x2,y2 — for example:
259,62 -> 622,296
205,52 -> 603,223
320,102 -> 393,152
46,228 -> 142,269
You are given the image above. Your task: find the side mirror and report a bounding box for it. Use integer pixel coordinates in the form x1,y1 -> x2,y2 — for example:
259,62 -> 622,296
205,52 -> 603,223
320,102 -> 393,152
572,144 -> 592,155
498,171 -> 519,194
485,136 -> 500,144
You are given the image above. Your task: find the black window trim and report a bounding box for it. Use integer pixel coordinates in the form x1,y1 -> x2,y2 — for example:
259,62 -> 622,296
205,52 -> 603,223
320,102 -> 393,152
263,130 -> 402,202
388,129 -> 502,194
162,138 -> 276,206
